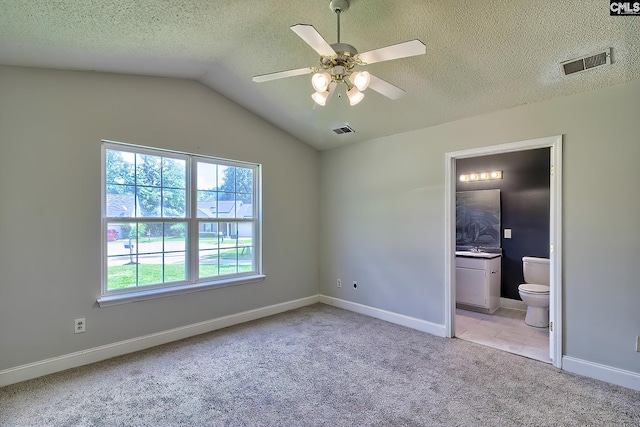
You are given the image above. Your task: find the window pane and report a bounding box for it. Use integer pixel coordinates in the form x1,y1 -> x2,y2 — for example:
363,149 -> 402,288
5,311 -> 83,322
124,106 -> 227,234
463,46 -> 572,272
106,222 -> 138,291
136,153 -> 162,187
237,224 -> 254,273
219,247 -> 238,275
207,222 -> 255,276
199,222 -> 222,279
217,197 -> 236,218
199,249 -> 219,278
163,252 -> 186,284
137,186 -> 161,217
107,259 -> 137,291
199,223 -> 224,248
235,167 -> 253,203
166,222 -> 187,247
106,185 -> 135,218
164,222 -> 187,283
106,149 -> 135,186
163,188 -> 186,218
219,166 -> 235,193
162,158 -> 186,189
197,162 -> 217,191
237,200 -> 253,220
135,222 -> 162,286
197,193 -> 217,218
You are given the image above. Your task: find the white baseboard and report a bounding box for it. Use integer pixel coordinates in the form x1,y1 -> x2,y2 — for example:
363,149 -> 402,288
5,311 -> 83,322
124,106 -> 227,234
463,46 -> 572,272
6,295 -> 637,393
319,295 -> 446,337
0,295 -> 320,388
500,297 -> 527,311
562,356 -> 640,391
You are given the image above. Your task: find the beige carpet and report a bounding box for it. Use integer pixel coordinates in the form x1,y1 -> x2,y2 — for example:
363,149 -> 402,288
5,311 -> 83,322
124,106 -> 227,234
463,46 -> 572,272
1,304 -> 639,426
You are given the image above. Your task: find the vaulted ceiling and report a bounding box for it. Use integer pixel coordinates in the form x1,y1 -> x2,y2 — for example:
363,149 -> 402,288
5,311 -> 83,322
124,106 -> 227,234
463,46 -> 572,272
1,0 -> 638,150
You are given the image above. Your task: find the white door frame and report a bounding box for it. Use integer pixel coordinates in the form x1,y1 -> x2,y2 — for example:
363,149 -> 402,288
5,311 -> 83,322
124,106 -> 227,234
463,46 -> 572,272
444,135 -> 563,368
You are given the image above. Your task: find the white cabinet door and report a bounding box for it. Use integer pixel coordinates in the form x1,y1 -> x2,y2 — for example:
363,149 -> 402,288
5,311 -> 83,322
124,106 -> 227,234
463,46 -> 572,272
456,267 -> 486,307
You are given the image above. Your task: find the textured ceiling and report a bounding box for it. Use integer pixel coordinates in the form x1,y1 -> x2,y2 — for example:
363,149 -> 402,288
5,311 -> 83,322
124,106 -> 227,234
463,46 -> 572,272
1,0 -> 638,150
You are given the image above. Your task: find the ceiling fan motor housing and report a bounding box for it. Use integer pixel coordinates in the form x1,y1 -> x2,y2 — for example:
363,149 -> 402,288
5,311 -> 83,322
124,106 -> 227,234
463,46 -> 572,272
321,43 -> 359,84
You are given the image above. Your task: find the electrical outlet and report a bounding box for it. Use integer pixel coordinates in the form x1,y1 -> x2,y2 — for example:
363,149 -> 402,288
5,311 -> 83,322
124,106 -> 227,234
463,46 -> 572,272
337,279 -> 342,288
504,228 -> 512,239
75,318 -> 86,334
636,336 -> 640,352
352,281 -> 358,290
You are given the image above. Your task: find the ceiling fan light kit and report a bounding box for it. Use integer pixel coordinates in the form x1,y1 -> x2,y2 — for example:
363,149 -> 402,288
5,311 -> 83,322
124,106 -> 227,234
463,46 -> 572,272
253,0 -> 426,108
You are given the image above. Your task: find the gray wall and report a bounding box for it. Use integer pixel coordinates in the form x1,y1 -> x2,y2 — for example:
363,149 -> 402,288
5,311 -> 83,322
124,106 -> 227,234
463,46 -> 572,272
0,65 -> 320,371
320,79 -> 640,373
2,63 -> 639,379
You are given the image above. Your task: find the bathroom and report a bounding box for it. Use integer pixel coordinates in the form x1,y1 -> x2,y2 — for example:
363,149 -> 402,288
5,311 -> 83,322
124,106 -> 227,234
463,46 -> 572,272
454,147 -> 551,362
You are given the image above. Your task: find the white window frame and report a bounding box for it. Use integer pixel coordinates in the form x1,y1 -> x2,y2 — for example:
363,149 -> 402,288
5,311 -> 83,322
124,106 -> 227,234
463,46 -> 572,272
98,141 -> 263,307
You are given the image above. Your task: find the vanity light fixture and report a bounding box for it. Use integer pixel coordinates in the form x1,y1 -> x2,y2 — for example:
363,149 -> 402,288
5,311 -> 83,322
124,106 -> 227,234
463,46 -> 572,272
459,170 -> 503,182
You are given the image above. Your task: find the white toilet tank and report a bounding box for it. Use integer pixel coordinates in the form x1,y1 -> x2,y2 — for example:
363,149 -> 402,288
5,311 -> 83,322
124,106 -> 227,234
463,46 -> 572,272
522,257 -> 550,285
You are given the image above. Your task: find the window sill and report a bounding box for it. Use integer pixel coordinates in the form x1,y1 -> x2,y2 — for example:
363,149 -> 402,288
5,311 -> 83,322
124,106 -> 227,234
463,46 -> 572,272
97,275 -> 266,307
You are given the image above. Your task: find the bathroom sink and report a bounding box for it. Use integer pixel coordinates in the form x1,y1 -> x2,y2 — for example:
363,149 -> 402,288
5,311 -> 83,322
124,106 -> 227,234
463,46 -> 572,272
455,251 -> 501,259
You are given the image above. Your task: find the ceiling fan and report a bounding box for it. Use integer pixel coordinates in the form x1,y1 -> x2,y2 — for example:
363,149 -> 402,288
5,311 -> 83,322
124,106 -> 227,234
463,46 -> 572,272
252,0 -> 426,107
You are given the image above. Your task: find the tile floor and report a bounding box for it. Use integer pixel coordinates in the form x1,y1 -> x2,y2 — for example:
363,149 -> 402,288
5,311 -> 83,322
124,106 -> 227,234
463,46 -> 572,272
455,307 -> 551,363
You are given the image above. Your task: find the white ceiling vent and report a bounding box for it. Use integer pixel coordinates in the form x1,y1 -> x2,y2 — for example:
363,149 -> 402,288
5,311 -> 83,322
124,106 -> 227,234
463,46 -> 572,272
332,125 -> 355,135
561,48 -> 611,76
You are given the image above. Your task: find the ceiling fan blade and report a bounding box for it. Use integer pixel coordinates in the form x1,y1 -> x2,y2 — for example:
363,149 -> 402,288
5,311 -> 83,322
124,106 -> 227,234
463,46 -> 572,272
367,75 -> 406,100
291,24 -> 336,57
253,67 -> 313,83
357,40 -> 426,65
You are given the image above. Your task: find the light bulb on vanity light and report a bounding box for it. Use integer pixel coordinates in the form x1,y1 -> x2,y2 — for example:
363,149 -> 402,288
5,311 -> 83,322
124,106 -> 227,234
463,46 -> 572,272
459,170 -> 503,182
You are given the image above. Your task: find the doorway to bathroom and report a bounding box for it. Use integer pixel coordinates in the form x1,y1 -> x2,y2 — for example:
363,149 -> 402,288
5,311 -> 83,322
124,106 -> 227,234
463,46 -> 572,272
444,135 -> 563,368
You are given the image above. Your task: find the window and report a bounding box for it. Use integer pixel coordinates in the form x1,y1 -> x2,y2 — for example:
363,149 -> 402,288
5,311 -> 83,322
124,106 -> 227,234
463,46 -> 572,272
101,141 -> 261,304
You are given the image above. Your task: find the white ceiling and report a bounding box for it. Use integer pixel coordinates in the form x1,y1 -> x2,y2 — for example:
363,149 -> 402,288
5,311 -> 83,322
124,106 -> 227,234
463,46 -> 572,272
1,0 -> 638,150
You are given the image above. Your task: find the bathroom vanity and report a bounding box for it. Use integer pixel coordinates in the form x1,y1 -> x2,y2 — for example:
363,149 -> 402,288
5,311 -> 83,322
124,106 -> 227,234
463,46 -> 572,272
455,252 -> 501,314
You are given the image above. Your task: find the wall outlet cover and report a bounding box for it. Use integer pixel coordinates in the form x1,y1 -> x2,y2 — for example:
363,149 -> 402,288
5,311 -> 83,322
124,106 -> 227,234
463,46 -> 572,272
504,228 -> 512,239
74,318 -> 86,334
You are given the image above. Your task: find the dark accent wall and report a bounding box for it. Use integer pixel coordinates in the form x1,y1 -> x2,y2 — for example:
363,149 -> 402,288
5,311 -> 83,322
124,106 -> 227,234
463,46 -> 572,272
456,148 -> 550,300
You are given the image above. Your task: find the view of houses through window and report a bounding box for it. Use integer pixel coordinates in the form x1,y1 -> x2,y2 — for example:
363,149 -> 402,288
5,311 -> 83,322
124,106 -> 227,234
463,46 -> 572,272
103,142 -> 260,295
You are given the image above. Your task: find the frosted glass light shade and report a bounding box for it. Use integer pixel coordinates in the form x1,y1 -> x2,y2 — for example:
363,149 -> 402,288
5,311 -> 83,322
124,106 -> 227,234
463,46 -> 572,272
311,72 -> 331,92
347,86 -> 364,106
351,71 -> 371,91
311,91 -> 329,106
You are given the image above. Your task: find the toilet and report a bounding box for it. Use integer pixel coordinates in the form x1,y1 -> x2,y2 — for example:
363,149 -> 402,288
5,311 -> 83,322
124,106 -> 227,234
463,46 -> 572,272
518,256 -> 550,328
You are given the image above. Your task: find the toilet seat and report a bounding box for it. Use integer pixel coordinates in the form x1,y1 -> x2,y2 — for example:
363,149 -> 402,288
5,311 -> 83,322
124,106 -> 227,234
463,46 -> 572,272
518,283 -> 549,294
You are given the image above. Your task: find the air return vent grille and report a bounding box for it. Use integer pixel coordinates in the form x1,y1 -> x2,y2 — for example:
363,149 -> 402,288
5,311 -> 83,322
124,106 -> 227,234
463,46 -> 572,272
332,125 -> 355,135
561,48 -> 611,76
